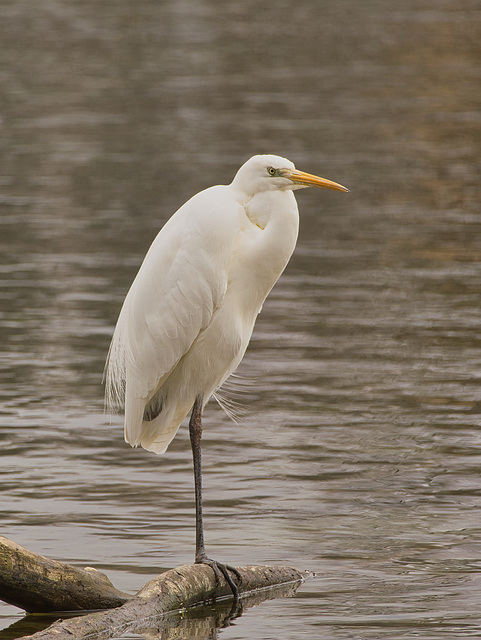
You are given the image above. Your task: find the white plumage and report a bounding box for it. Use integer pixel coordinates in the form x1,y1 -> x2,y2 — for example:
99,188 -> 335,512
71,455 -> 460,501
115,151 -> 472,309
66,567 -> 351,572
105,154 -> 348,455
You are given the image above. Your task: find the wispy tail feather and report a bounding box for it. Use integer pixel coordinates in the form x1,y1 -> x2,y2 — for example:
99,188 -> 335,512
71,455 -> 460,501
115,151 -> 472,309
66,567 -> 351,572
104,328 -> 127,415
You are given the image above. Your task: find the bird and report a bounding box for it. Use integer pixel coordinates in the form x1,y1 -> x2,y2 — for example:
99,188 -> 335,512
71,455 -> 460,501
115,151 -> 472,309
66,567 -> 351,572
105,154 -> 348,600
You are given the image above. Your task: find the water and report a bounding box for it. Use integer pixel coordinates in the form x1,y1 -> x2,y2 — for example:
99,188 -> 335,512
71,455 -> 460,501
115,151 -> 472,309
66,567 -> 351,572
1,0 -> 480,638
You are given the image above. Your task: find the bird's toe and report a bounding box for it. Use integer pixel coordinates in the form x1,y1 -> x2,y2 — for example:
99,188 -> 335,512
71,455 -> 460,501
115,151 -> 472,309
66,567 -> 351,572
195,556 -> 241,601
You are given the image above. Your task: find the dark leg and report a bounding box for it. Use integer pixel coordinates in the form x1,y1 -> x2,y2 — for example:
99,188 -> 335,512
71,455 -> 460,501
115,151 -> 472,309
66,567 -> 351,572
189,396 -> 241,602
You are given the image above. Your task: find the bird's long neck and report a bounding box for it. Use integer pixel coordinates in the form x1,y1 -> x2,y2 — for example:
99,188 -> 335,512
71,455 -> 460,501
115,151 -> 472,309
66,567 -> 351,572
246,189 -> 299,259
243,189 -> 295,230
229,189 -> 299,319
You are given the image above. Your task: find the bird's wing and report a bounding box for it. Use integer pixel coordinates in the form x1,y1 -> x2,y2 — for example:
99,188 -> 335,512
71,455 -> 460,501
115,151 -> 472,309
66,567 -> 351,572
105,188 -> 239,417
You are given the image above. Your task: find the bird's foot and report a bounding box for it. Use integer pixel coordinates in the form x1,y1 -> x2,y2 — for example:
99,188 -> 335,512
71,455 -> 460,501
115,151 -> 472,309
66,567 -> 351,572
195,554 -> 241,602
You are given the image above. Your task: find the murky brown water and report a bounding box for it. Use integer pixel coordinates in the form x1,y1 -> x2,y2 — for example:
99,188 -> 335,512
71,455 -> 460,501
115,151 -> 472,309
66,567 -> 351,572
1,1 -> 480,638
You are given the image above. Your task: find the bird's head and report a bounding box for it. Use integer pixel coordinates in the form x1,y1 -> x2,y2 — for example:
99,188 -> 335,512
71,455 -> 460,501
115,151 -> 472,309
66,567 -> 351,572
231,154 -> 349,197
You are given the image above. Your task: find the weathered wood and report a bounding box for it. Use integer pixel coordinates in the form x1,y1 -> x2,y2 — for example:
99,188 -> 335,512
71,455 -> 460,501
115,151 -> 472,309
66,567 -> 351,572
0,536 -> 130,612
0,536 -> 306,639
19,564 -> 305,640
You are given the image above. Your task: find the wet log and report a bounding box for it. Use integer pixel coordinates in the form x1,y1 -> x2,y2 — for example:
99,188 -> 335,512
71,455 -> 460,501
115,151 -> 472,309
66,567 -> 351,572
0,536 -> 306,640
23,564 -> 305,640
2,582 -> 300,640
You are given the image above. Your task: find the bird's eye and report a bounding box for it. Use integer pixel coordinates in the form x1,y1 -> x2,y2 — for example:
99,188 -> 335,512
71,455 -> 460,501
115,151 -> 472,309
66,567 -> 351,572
267,166 -> 277,176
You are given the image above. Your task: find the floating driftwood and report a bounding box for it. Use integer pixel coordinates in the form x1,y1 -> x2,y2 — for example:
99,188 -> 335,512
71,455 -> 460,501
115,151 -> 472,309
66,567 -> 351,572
0,536 -> 306,639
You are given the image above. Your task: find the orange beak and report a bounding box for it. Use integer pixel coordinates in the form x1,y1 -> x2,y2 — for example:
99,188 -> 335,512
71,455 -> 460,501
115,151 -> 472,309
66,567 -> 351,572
286,169 -> 349,192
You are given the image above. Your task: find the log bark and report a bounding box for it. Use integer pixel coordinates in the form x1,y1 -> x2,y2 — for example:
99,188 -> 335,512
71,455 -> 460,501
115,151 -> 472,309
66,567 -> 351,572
0,536 -> 130,612
0,536 -> 306,639
22,564 -> 305,640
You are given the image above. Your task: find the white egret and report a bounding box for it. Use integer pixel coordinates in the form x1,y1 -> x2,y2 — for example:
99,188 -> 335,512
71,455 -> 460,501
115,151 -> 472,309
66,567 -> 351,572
105,154 -> 348,600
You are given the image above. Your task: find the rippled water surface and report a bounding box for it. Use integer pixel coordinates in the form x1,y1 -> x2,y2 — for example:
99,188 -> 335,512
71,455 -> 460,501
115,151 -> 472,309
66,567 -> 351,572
1,1 -> 480,638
